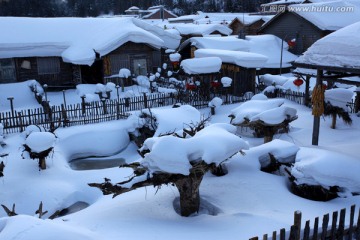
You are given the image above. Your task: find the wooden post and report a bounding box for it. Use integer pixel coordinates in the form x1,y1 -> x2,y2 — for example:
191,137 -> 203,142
313,217 -> 319,240
348,205 -> 356,239
294,211 -> 302,240
321,213 -> 329,240
305,75 -> 311,106
143,93 -> 148,109
81,96 -> 86,115
312,69 -> 323,146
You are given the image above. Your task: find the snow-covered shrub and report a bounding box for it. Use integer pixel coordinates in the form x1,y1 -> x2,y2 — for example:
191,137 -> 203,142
28,80 -> 44,103
95,83 -> 113,99
134,75 -> 151,88
23,131 -> 56,170
119,68 -> 131,78
208,97 -> 223,115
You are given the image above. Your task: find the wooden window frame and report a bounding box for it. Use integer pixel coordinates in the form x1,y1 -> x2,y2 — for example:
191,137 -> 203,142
37,57 -> 60,75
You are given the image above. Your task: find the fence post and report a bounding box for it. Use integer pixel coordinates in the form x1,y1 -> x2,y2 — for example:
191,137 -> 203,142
81,96 -> 86,115
294,211 -> 302,240
61,104 -> 68,127
101,98 -> 107,114
143,93 -> 148,109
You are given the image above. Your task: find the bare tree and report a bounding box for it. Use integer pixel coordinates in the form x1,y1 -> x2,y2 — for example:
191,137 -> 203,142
89,122 -> 247,217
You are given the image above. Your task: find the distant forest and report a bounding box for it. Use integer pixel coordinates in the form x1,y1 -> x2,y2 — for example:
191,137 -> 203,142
0,0 -> 269,17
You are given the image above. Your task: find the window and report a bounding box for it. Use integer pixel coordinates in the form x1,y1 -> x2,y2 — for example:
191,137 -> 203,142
133,58 -> 147,76
37,57 -> 60,74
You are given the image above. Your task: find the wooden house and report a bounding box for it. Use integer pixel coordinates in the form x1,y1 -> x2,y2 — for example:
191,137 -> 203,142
293,21 -> 360,145
0,17 -> 180,88
258,0 -> 360,54
125,5 -> 177,20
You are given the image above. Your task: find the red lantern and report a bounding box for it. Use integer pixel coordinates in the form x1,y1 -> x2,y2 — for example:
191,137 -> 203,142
211,81 -> 221,88
293,78 -> 304,87
172,61 -> 179,71
186,83 -> 196,91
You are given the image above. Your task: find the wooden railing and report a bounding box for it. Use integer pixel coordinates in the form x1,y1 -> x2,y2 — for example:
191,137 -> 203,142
250,205 -> 360,240
0,92 -> 244,134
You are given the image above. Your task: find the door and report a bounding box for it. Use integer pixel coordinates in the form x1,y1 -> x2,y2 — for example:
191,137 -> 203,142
133,58 -> 147,76
0,59 -> 16,83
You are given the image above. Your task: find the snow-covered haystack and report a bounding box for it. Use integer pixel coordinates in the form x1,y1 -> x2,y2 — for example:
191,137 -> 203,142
229,98 -> 297,142
325,88 -> 354,111
323,88 -> 354,129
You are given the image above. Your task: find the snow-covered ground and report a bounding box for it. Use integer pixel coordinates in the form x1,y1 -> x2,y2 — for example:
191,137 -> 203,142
0,83 -> 360,240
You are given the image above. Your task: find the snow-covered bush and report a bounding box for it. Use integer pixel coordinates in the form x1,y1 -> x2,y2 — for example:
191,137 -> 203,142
221,77 -> 232,88
119,68 -> 131,78
134,75 -> 150,89
208,97 -> 223,115
229,98 -> 298,143
95,83 -> 113,99
28,80 -> 45,103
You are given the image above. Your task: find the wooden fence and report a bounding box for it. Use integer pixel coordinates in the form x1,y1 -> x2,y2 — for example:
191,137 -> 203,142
0,92 -> 243,134
250,205 -> 360,240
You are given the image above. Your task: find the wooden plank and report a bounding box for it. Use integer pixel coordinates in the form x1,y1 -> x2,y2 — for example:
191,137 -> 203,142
294,211 -> 302,240
280,228 -> 286,240
355,208 -> 360,240
303,220 -> 310,240
348,205 -> 356,240
321,213 -> 329,240
289,225 -> 298,240
330,211 -> 338,240
338,208 -> 346,239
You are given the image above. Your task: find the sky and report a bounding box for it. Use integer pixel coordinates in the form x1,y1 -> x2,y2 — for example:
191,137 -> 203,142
0,78 -> 359,240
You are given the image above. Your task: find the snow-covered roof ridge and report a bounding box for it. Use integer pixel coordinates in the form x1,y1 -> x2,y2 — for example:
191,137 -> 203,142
180,35 -> 297,69
170,23 -> 232,36
0,17 -> 175,65
290,0 -> 360,31
180,57 -> 222,75
295,21 -> 360,69
194,49 -> 268,69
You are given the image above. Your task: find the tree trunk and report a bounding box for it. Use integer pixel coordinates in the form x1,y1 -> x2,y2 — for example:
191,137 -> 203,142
174,170 -> 205,217
263,127 -> 275,143
39,157 -> 46,170
331,113 -> 336,129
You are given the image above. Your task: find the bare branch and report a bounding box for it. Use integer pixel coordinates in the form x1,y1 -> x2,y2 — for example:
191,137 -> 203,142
1,203 -> 17,216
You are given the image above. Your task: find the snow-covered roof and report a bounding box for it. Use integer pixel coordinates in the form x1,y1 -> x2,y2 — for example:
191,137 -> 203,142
194,49 -> 268,68
0,17 -> 180,65
295,21 -> 360,70
180,35 -> 298,68
180,57 -> 222,75
168,14 -> 203,23
167,23 -> 232,36
291,0 -> 360,31
261,0 -> 304,6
